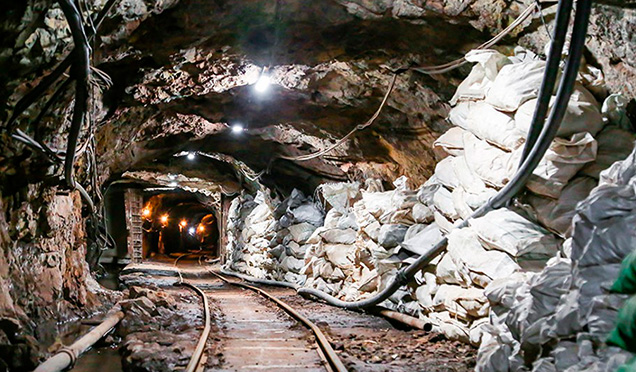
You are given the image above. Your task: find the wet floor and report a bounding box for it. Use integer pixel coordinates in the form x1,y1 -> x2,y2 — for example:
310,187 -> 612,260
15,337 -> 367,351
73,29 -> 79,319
74,346 -> 123,372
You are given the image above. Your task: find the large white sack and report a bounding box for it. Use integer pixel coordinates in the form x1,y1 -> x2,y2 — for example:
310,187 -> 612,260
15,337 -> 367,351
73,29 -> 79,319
508,132 -> 597,198
428,311 -> 471,344
450,49 -> 511,105
412,202 -> 434,223
463,132 -> 512,188
514,85 -> 604,139
401,223 -> 444,256
288,223 -> 317,244
324,244 -> 356,270
291,203 -> 324,226
485,59 -> 546,112
433,186 -> 460,220
449,101 -> 525,151
436,251 -> 472,286
319,228 -> 357,245
447,228 -> 521,287
281,255 -> 305,274
433,126 -> 466,159
525,177 -> 597,238
468,209 -> 560,262
319,182 -> 361,211
452,155 -> 489,194
377,224 -> 409,248
417,183 -> 440,205
579,126 -> 636,179
434,157 -> 461,190
432,284 -> 489,320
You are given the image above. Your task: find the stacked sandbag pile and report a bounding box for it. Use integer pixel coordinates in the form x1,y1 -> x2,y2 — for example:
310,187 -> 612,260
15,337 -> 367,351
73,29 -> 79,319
267,189 -> 324,285
477,146 -> 636,372
225,190 -> 279,279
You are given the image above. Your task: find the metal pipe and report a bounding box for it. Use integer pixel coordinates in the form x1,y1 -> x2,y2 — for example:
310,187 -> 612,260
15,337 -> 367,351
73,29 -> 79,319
33,308 -> 124,372
297,0 -> 591,310
378,309 -> 432,331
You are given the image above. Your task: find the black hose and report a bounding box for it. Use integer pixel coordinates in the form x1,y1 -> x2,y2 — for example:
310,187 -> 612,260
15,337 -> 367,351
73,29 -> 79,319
297,0 -> 592,310
58,0 -> 91,193
518,0 -> 574,164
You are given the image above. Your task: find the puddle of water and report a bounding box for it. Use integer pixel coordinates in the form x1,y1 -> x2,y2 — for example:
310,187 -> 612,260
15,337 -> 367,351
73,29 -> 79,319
74,345 -> 123,372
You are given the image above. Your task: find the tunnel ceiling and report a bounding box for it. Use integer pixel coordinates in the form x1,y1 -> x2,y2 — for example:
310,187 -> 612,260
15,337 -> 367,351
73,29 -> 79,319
2,0 -> 636,196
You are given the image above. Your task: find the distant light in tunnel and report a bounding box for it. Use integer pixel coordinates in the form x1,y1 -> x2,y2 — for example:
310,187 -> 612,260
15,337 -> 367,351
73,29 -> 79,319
188,227 -> 196,235
179,219 -> 187,229
198,224 -> 205,233
168,182 -> 178,187
168,174 -> 177,180
187,152 -> 196,160
160,214 -> 169,225
254,73 -> 271,94
142,207 -> 151,218
231,123 -> 244,134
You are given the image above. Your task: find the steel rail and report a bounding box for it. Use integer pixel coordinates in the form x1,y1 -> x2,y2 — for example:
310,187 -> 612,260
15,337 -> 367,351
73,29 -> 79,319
208,269 -> 348,372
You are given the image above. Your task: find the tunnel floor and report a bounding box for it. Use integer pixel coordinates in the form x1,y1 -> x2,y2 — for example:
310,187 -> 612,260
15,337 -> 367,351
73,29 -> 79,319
116,259 -> 477,371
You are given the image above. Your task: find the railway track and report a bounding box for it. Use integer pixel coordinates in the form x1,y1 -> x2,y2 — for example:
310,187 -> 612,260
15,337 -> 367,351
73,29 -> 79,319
172,255 -> 347,372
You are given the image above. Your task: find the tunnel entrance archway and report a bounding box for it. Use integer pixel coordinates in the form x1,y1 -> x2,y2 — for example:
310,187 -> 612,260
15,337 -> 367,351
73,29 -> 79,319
142,192 -> 220,259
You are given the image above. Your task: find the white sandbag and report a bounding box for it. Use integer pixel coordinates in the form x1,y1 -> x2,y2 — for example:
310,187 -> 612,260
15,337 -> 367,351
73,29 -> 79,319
433,157 -> 461,190
400,223 -> 444,256
361,190 -> 394,219
417,183 -> 440,206
377,224 -> 409,248
463,132 -> 512,188
337,212 -> 358,230
323,209 -> 343,229
433,186 -> 460,220
364,178 -> 384,192
469,209 -> 560,261
319,228 -> 357,245
485,59 -> 546,112
579,126 -> 636,179
246,202 -> 273,225
412,202 -> 434,223
288,223 -> 317,244
319,182 -> 361,211
324,244 -> 356,270
291,203 -> 324,226
355,267 -> 379,292
434,210 -> 460,235
432,284 -> 489,319
525,177 -> 597,237
599,143 -> 636,186
428,311 -> 471,344
508,133 -> 597,198
602,94 -> 632,130
450,49 -> 510,105
485,272 -> 535,311
436,251 -> 472,286
449,101 -> 525,150
470,318 -> 491,346
433,127 -> 466,159
447,228 -> 521,286
286,241 -> 306,259
515,85 -> 604,139
284,272 -> 306,285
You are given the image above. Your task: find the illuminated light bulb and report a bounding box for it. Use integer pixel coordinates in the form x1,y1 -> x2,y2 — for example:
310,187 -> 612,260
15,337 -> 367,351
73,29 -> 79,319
179,219 -> 187,228
187,152 -> 196,160
142,207 -> 151,217
188,227 -> 196,235
160,214 -> 169,224
197,225 -> 205,233
168,174 -> 177,180
168,182 -> 178,187
254,74 -> 271,93
231,124 -> 244,134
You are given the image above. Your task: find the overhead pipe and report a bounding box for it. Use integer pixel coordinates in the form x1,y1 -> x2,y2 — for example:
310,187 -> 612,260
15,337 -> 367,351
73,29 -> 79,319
297,0 -> 591,310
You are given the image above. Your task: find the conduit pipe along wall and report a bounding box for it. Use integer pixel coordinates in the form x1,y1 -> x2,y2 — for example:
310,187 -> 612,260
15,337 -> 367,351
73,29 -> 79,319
297,0 -> 592,310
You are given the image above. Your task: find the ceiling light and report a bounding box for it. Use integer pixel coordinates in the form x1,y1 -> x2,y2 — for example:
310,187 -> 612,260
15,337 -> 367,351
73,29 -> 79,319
160,214 -> 169,224
188,227 -> 196,235
231,123 -> 244,134
168,182 -> 178,187
197,225 -> 205,233
254,73 -> 271,93
168,174 -> 177,180
142,207 -> 151,218
187,152 -> 196,160
179,219 -> 187,228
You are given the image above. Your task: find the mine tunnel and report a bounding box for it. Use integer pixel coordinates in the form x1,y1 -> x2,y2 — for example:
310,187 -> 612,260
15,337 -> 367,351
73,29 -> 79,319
2,0 -> 636,371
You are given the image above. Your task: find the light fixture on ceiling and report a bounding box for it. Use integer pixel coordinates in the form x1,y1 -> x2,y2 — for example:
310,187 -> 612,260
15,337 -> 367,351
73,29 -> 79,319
254,68 -> 271,94
231,123 -> 244,134
168,174 -> 177,180
187,152 -> 196,160
160,214 -> 169,225
168,181 -> 178,187
188,227 -> 196,235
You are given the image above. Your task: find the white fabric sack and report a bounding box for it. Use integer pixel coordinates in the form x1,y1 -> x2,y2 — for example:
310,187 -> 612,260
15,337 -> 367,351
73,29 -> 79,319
324,244 -> 356,270
469,209 -> 560,261
412,202 -> 434,223
449,101 -> 525,150
463,132 -> 512,188
515,85 -> 604,139
432,284 -> 489,320
434,157 -> 461,190
485,59 -> 546,112
447,228 -> 521,287
450,49 -> 511,105
319,182 -> 361,211
319,228 -> 357,245
433,186 -> 460,220
377,224 -> 409,248
288,222 -> 317,244
401,223 -> 444,256
508,132 -> 597,198
433,126 -> 466,159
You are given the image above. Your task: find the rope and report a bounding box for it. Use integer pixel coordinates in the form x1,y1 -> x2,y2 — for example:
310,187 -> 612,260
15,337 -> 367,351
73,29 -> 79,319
280,73 -> 398,162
